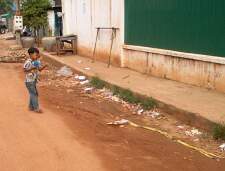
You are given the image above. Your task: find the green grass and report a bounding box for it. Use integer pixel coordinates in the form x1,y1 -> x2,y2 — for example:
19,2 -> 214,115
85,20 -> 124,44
118,89 -> 140,104
140,97 -> 157,110
90,77 -> 106,89
213,123 -> 225,141
90,77 -> 157,110
111,85 -> 120,95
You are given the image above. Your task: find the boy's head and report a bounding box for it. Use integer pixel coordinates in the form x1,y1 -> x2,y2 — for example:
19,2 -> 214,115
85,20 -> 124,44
28,47 -> 40,60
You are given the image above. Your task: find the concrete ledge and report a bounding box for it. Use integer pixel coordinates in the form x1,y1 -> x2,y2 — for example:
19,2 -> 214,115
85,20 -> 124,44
123,45 -> 225,93
123,44 -> 225,65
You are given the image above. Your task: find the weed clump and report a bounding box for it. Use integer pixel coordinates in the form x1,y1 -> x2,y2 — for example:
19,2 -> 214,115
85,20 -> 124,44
140,97 -> 157,110
90,77 -> 157,110
90,77 -> 106,89
213,123 -> 225,141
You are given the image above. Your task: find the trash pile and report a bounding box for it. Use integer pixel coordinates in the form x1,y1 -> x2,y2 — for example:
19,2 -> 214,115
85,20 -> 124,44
97,88 -> 121,102
176,125 -> 203,138
40,65 -> 225,155
219,144 -> 225,151
0,45 -> 27,63
92,87 -> 163,120
0,32 -> 15,40
107,119 -> 129,126
40,66 -> 92,90
185,128 -> 203,137
42,66 -> 163,121
175,125 -> 204,142
0,56 -> 23,63
56,66 -> 73,77
40,66 -> 78,88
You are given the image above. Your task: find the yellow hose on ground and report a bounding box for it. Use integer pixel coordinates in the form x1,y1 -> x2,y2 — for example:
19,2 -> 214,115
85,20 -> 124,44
128,121 -> 224,159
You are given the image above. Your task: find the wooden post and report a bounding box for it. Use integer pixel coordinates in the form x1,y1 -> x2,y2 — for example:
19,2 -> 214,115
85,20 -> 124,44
108,28 -> 116,68
92,28 -> 100,62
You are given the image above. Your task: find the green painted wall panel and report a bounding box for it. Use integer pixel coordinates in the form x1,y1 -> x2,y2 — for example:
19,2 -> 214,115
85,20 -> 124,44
125,0 -> 225,57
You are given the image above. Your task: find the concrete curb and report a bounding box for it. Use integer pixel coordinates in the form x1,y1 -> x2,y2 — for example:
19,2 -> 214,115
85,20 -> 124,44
41,52 -> 216,131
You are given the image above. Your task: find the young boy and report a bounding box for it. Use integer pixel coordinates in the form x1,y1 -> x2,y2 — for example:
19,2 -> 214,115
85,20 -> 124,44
24,47 -> 47,113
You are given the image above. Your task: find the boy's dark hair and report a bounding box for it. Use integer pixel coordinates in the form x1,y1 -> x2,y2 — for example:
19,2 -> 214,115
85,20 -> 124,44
28,47 -> 39,55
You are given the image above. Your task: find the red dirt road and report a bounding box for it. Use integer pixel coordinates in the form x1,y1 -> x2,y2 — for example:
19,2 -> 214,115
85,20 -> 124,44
0,63 -> 224,171
0,39 -> 225,171
0,63 -> 105,171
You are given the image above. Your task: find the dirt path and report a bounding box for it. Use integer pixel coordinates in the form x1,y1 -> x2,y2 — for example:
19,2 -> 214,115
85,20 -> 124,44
1,64 -> 223,171
0,63 -> 106,171
0,39 -> 225,171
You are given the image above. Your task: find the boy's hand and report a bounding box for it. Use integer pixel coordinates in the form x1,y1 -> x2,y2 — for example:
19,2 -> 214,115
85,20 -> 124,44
39,64 -> 48,72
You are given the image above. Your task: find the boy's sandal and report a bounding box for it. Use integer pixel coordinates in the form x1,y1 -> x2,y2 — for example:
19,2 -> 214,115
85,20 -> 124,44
28,108 -> 34,111
34,109 -> 43,114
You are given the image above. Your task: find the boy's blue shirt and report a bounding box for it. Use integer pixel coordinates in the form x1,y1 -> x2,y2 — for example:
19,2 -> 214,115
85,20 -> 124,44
32,60 -> 41,68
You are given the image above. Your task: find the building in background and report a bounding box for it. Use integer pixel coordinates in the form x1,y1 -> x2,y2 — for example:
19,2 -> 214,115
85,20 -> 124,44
61,0 -> 225,93
48,0 -> 63,36
61,0 -> 123,66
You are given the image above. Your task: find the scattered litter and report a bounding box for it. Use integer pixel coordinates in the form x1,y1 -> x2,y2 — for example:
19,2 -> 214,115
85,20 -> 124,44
0,56 -> 25,63
99,88 -> 107,92
193,138 -> 200,142
84,67 -> 91,70
107,119 -> 129,126
111,96 -> 120,102
219,144 -> 225,151
185,131 -> 193,137
129,121 -> 224,159
147,111 -> 160,118
191,129 -> 202,135
80,80 -> 89,85
185,129 -> 202,137
137,109 -> 144,115
104,91 -> 113,97
0,32 -> 15,40
99,88 -> 113,98
84,87 -> 93,93
75,75 -> 86,81
177,125 -> 185,130
9,45 -> 23,51
57,66 -> 73,77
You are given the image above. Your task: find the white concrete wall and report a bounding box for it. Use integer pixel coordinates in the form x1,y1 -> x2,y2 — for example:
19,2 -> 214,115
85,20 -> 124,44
123,45 -> 225,93
62,0 -> 74,35
47,10 -> 55,36
61,0 -> 124,66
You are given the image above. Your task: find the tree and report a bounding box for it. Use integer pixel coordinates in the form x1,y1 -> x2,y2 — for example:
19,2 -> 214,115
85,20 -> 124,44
21,0 -> 50,37
0,0 -> 13,14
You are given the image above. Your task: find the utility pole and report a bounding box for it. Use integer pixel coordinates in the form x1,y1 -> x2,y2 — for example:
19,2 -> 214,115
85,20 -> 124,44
15,0 -> 21,45
15,0 -> 20,15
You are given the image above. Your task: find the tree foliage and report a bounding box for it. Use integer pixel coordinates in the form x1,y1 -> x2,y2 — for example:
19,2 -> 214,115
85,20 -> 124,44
21,0 -> 50,30
0,0 -> 13,14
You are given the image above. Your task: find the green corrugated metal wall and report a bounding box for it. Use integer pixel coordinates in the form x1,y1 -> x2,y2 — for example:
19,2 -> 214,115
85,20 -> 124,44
125,0 -> 225,57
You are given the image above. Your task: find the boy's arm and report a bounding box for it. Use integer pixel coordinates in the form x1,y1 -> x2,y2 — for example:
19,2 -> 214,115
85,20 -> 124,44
38,64 -> 48,72
24,66 -> 36,73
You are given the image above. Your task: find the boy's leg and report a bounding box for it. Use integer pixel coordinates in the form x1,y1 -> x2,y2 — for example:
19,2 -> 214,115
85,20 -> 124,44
26,82 -> 34,110
29,96 -> 33,110
26,82 -> 39,111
